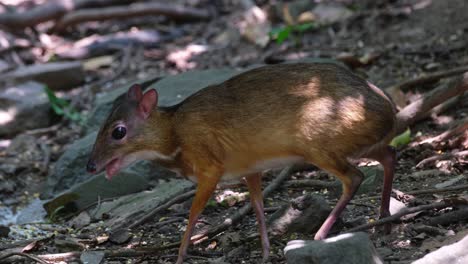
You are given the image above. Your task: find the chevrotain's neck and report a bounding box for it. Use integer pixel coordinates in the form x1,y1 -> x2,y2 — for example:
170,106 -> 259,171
143,106 -> 179,156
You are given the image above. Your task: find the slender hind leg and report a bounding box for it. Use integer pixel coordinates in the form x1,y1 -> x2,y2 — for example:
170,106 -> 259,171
365,145 -> 396,233
314,162 -> 364,240
244,173 -> 270,262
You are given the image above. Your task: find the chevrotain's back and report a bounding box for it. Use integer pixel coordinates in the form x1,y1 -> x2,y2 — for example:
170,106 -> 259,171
173,63 -> 396,164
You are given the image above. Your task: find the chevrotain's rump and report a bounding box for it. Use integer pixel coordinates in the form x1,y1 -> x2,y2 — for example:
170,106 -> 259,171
87,63 -> 397,264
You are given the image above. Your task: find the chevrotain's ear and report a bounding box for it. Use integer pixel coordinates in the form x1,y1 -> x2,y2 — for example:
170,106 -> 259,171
138,89 -> 158,119
127,83 -> 143,101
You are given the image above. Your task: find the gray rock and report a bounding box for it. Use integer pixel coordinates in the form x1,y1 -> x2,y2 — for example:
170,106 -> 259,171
0,81 -> 50,136
15,198 -> 47,224
268,194 -> 332,236
92,179 -> 192,230
54,237 -> 86,251
284,232 -> 383,264
357,166 -> 384,195
42,132 -> 98,198
80,251 -> 105,264
1,61 -> 84,91
68,211 -> 91,229
43,161 -> 179,214
412,234 -> 468,264
109,229 -> 132,244
311,3 -> 353,25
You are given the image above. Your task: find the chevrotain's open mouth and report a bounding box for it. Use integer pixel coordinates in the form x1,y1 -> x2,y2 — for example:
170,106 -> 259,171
105,158 -> 122,180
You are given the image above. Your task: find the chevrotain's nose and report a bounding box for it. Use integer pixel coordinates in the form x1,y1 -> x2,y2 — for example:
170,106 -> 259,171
87,160 -> 97,173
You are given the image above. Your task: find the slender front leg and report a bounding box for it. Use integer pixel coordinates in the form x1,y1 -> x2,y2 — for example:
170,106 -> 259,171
176,171 -> 221,264
244,173 -> 270,262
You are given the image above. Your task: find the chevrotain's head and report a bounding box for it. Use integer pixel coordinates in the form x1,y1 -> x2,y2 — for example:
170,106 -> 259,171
87,83 -> 161,180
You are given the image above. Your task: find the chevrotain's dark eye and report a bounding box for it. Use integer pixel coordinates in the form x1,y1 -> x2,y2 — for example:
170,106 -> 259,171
112,126 -> 126,140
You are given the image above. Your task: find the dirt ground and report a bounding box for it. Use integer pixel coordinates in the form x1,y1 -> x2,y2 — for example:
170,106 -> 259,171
0,0 -> 467,263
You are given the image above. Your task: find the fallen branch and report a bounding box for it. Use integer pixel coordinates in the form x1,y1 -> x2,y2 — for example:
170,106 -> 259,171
0,0 -> 129,30
395,72 -> 468,134
126,188 -> 196,230
0,61 -> 85,91
386,64 -> 468,92
191,166 -> 294,243
37,252 -> 81,262
0,252 -> 47,264
286,179 -> 340,189
53,2 -> 211,32
420,117 -> 468,145
427,206 -> 468,226
28,244 -> 182,262
415,93 -> 467,123
354,184 -> 468,202
415,150 -> 468,168
346,198 -> 467,233
55,30 -> 168,59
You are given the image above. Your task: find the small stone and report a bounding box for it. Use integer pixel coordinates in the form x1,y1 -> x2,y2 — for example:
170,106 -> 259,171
424,63 -> 441,71
0,225 -> 10,237
284,232 -> 383,264
80,251 -> 105,264
68,211 -> 91,229
109,229 -> 132,244
54,238 -> 86,251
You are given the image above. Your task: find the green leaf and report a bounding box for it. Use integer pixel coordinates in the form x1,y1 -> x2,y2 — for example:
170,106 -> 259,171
390,128 -> 411,148
51,103 -> 64,115
293,22 -> 316,32
44,87 -> 69,107
205,199 -> 218,209
276,27 -> 292,44
269,27 -> 285,36
43,86 -> 85,125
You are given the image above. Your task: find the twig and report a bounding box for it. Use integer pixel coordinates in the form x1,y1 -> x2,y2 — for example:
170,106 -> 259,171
386,65 -> 468,92
37,252 -> 81,262
416,93 -> 467,122
126,188 -> 196,230
420,118 -> 468,145
427,206 -> 468,226
0,252 -> 47,264
191,166 -> 294,243
346,198 -> 465,232
286,179 -> 340,189
53,2 -> 211,32
25,124 -> 61,135
395,72 -> 468,134
354,184 -> 468,202
416,150 -> 468,168
38,141 -> 50,174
